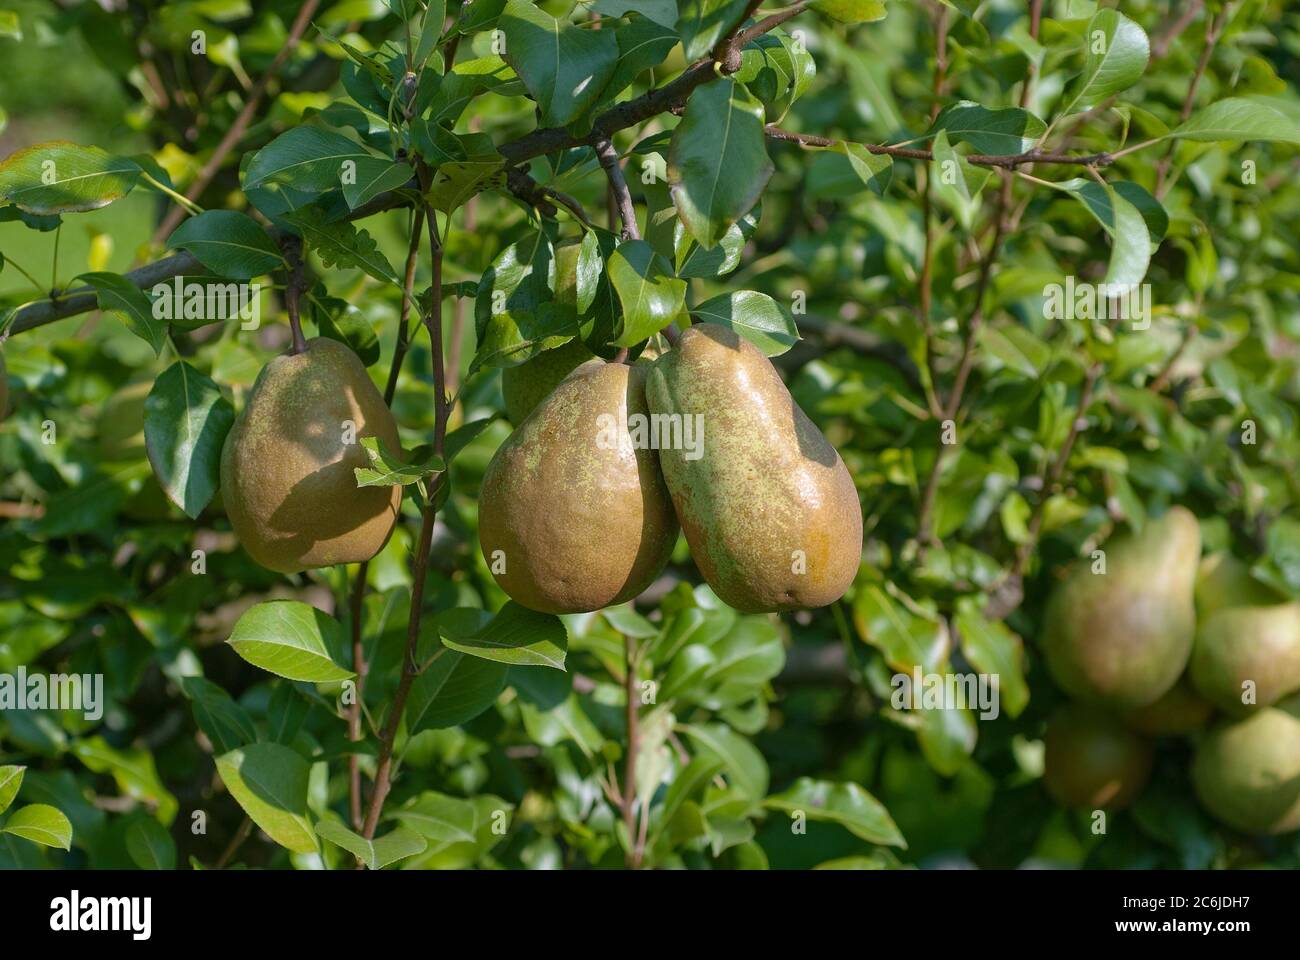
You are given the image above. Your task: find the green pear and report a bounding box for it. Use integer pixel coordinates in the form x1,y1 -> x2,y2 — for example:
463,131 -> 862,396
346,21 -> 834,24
1121,676 -> 1213,736
220,337 -> 402,573
644,323 -> 862,613
1043,703 -> 1153,810
478,359 -> 678,613
501,338 -> 594,425
1042,507 -> 1200,709
1192,700 -> 1300,835
1196,551 -> 1282,619
1189,602 -> 1300,714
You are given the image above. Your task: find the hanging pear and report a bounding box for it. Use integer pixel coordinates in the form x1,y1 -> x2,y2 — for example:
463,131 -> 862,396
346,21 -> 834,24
1042,507 -> 1200,709
1192,700 -> 1300,835
644,323 -> 862,613
1043,703 -> 1153,810
220,337 -> 402,573
1121,676 -> 1213,736
1189,601 -> 1300,714
478,358 -> 678,613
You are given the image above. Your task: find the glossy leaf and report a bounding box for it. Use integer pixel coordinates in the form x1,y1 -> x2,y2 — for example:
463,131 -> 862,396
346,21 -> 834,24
76,272 -> 165,357
690,290 -> 798,356
144,360 -> 235,518
0,141 -> 140,214
125,817 -> 177,870
316,819 -> 428,869
766,778 -> 906,847
214,744 -> 316,854
2,804 -> 72,850
165,210 -> 284,279
499,0 -> 619,126
608,240 -> 686,345
0,766 -> 24,816
226,600 -> 355,683
439,601 -> 568,670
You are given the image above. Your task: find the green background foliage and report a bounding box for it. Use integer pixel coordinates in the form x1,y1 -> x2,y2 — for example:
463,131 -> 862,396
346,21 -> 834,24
1,0 -> 1299,870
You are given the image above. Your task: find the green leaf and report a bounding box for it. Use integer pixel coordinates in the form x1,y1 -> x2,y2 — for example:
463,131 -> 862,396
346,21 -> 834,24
689,290 -> 798,357
354,435 -> 443,487
602,605 -> 659,638
165,210 -> 285,279
954,598 -> 1028,718
267,683 -> 310,745
407,647 -> 508,732
2,804 -> 72,850
680,722 -> 768,800
0,766 -> 25,816
593,0 -> 679,28
180,677 -> 258,753
832,143 -> 892,196
425,157 -> 507,214
344,159 -> 412,209
519,694 -> 605,757
1056,179 -> 1167,246
214,744 -> 316,854
676,0 -> 750,60
125,817 -> 177,870
0,141 -> 141,214
930,101 -> 1046,155
599,16 -> 680,107
1062,8 -> 1149,115
243,125 -> 384,193
391,792 -> 478,843
72,736 -> 178,823
75,272 -> 165,357
1103,184 -> 1150,288
852,584 -> 948,673
657,755 -> 724,830
283,208 -> 400,286
1166,97 -> 1300,144
439,601 -> 568,670
608,240 -> 687,346
669,80 -> 773,249
144,360 -> 235,518
977,325 -> 1050,379
0,10 -> 21,40
928,129 -> 981,230
765,778 -> 905,847
316,819 -> 428,869
472,233 -> 580,374
499,0 -> 619,126
226,600 -> 355,683
810,0 -> 886,23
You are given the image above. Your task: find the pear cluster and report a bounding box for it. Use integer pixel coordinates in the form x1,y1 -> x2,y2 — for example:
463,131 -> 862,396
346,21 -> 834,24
1039,508 -> 1300,834
477,323 -> 864,616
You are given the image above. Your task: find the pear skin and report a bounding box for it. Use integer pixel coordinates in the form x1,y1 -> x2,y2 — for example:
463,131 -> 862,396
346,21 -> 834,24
1192,700 -> 1300,835
644,323 -> 862,613
220,337 -> 402,573
502,338 -> 594,425
1195,552 -> 1283,619
1189,602 -> 1300,715
1042,507 -> 1200,709
478,359 -> 678,613
1043,703 -> 1153,810
1121,676 -> 1213,736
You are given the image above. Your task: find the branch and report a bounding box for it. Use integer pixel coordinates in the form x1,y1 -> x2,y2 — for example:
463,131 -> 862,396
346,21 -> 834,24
594,138 -> 640,242
151,0 -> 322,246
1155,3 -> 1232,196
764,126 -> 1114,168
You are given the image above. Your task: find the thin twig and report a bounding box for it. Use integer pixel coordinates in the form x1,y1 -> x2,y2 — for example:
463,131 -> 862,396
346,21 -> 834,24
594,138 -> 640,241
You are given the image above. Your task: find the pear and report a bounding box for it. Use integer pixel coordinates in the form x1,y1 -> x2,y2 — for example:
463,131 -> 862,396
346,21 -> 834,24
644,323 -> 862,613
1192,701 -> 1300,834
1043,703 -> 1153,810
1189,602 -> 1300,714
1042,507 -> 1200,709
502,338 -> 594,425
478,358 -> 678,613
1121,676 -> 1213,736
1196,551 -> 1282,619
220,337 -> 402,573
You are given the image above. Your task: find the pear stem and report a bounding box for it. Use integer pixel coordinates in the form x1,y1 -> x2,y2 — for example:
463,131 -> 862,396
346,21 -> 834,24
281,235 -> 309,355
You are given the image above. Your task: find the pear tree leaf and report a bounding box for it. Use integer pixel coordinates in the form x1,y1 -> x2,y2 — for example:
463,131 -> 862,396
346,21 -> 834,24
810,0 -> 887,23
592,0 -> 679,28
930,101 -> 1047,155
689,290 -> 798,357
1062,8 -> 1149,115
75,272 -> 165,357
1166,97 -> 1300,144
354,436 -> 444,487
144,360 -> 235,518
243,125 -> 385,194
2,804 -> 72,850
391,792 -> 478,843
0,766 -> 25,816
499,0 -> 619,126
214,744 -> 316,854
180,677 -> 258,754
283,207 -> 400,286
676,0 -> 750,60
407,647 -> 509,732
165,210 -> 285,279
765,778 -> 906,847
226,600 -> 355,683
439,601 -> 568,670
1103,184 -> 1151,288
0,141 -> 141,214
125,817 -> 177,870
608,239 -> 686,345
954,597 -> 1029,718
315,819 -> 428,869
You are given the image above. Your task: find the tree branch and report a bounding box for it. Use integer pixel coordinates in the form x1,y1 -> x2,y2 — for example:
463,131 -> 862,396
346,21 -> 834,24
764,126 -> 1113,168
594,138 -> 640,242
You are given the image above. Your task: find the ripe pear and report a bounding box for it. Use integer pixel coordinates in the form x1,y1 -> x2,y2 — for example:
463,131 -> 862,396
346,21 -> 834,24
1196,551 -> 1282,619
1043,703 -> 1153,809
1042,507 -> 1200,709
478,358 -> 678,613
220,337 -> 402,573
644,323 -> 862,613
1122,676 -> 1213,736
1189,602 -> 1300,715
502,338 -> 594,425
1192,701 -> 1300,834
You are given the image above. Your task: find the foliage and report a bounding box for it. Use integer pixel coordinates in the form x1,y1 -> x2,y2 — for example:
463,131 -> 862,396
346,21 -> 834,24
1,0 -> 1300,871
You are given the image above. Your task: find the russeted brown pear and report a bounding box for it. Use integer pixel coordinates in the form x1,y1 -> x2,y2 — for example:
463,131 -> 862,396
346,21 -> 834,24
220,337 -> 402,573
478,359 -> 678,614
1192,700 -> 1300,834
1189,602 -> 1300,714
1042,507 -> 1200,709
644,323 -> 862,613
1043,704 -> 1153,810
